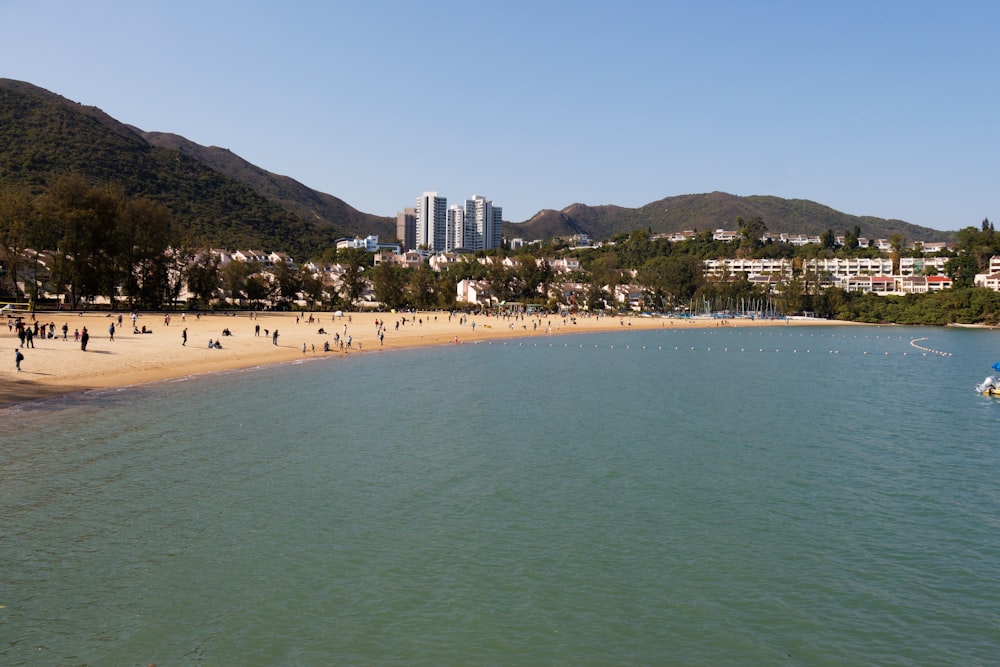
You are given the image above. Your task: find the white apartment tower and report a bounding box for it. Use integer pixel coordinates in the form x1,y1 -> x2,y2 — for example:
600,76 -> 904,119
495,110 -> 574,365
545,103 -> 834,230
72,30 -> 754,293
464,194 -> 503,251
416,192 -> 447,252
446,205 -> 465,251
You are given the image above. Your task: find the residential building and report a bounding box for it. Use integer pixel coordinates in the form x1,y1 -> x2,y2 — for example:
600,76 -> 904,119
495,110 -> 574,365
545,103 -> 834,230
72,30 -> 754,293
416,192 -> 447,252
456,279 -> 493,305
447,205 -> 465,251
899,256 -> 949,276
335,235 -> 401,254
463,194 -> 503,251
396,207 -> 416,251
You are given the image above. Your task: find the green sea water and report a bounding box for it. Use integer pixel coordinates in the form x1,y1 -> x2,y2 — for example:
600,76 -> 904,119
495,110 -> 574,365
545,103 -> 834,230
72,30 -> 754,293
2,325 -> 998,665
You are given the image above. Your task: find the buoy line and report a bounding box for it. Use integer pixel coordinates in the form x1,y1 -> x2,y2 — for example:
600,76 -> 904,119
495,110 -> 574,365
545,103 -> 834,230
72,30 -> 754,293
472,339 -> 946,359
909,337 -> 952,356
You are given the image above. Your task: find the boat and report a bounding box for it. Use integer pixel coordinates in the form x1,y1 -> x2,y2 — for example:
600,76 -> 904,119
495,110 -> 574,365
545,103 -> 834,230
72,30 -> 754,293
976,366 -> 1000,395
978,377 -> 1000,396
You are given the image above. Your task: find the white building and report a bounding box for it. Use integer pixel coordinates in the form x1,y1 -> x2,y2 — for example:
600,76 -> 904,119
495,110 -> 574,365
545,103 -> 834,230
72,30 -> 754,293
463,195 -> 503,251
416,192 -> 447,252
456,279 -> 493,305
415,192 -> 502,252
336,235 -> 401,254
447,205 -> 465,251
898,256 -> 949,276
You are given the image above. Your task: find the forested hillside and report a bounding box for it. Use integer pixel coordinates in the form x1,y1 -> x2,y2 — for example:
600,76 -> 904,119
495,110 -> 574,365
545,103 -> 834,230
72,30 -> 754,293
506,192 -> 955,243
0,80 -> 343,257
2,78 -> 958,259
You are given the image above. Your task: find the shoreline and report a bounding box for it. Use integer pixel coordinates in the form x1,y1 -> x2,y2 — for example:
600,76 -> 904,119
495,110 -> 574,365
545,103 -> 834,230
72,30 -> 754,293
2,311 -> 858,408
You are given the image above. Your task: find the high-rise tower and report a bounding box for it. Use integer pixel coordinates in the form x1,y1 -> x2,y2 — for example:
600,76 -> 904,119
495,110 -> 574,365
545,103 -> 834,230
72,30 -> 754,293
415,192 -> 447,252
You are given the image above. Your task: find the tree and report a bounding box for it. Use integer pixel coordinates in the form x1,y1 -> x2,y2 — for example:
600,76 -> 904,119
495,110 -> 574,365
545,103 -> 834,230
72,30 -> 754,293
117,197 -> 173,309
371,261 -> 406,309
664,255 -> 705,304
0,187 -> 33,300
945,254 -> 979,289
337,248 -> 368,307
222,259 -> 251,306
407,263 -> 437,309
272,259 -> 301,309
515,254 -> 549,301
244,274 -> 272,308
587,253 -> 623,292
739,216 -> 767,251
299,267 -> 326,310
185,252 -> 221,307
45,175 -> 127,308
843,225 -> 861,250
485,258 -> 517,304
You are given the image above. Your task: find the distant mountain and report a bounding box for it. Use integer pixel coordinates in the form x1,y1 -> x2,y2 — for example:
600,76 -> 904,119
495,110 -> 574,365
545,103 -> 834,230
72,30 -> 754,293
1,79 -> 954,257
505,192 -> 954,243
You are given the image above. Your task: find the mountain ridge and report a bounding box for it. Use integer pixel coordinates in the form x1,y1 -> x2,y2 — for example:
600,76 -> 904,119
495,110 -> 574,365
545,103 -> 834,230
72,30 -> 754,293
0,78 -> 956,256
506,192 -> 951,243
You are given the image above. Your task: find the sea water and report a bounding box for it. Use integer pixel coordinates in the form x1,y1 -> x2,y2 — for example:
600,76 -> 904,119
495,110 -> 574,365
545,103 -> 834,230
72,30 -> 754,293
2,325 -> 999,665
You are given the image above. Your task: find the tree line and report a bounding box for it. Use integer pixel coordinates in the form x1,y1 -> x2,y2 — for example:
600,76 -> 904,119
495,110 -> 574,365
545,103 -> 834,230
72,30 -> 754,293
3,175 -> 1000,324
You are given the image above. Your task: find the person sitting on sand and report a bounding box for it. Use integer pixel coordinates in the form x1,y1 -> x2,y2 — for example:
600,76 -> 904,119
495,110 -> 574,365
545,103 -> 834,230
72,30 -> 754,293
207,338 -> 214,348
213,340 -> 223,349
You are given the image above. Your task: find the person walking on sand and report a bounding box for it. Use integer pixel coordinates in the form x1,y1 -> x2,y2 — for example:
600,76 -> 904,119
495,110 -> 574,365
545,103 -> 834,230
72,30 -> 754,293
272,329 -> 279,346
80,327 -> 89,351
182,327 -> 187,346
15,348 -> 23,371
108,322 -> 115,341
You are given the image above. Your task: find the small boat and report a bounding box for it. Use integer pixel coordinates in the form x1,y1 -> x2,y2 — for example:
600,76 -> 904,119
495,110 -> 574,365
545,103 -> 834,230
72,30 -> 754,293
976,374 -> 1000,396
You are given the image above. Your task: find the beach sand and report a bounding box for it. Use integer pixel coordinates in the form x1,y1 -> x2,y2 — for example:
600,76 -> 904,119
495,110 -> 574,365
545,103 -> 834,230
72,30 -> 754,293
1,310 -> 849,407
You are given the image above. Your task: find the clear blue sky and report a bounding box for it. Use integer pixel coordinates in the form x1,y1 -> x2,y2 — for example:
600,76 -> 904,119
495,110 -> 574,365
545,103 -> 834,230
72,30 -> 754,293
2,1 -> 997,231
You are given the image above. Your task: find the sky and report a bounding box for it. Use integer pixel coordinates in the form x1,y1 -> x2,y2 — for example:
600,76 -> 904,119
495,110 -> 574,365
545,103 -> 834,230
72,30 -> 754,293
1,0 -> 997,231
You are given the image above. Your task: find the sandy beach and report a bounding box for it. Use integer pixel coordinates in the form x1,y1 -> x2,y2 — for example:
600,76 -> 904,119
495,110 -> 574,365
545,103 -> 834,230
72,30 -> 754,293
2,310 -> 850,407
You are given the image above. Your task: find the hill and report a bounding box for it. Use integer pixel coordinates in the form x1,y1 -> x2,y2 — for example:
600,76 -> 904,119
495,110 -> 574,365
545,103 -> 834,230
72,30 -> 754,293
133,129 -> 395,240
0,79 -> 391,257
505,192 -> 954,243
2,79 -> 955,255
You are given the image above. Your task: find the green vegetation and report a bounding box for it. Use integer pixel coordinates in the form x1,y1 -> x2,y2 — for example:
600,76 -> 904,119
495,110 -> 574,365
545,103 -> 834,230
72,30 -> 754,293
0,82 -> 340,258
2,79 -> 996,324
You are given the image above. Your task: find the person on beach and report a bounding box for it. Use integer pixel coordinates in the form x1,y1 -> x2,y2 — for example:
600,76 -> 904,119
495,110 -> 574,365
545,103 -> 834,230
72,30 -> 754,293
182,328 -> 187,346
80,327 -> 89,351
15,348 -> 23,371
108,322 -> 115,341
62,323 -> 68,340
272,329 -> 279,345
